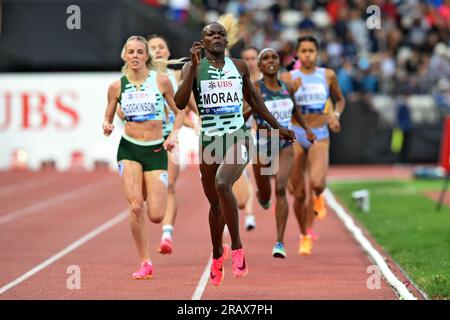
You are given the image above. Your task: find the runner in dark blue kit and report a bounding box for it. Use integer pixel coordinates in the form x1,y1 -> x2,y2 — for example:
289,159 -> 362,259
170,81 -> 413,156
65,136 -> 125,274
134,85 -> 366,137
249,48 -> 315,258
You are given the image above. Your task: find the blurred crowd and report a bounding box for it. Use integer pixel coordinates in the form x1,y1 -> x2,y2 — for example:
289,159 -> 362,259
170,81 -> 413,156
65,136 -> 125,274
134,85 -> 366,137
144,0 -> 450,113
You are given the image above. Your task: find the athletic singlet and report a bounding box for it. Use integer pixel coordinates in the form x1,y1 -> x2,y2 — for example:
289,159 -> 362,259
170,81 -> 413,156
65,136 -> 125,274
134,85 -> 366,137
291,67 -> 329,115
119,70 -> 165,122
162,69 -> 177,136
194,57 -> 244,136
254,79 -> 293,129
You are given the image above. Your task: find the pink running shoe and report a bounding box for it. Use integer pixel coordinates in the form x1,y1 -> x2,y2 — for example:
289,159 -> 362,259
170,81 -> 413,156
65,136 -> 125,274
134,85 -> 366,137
132,261 -> 153,280
157,238 -> 173,254
210,245 -> 230,286
307,228 -> 320,241
231,248 -> 248,278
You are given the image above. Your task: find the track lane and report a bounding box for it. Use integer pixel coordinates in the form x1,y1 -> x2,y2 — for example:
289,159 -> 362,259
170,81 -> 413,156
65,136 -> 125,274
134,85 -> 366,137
0,167 -> 400,299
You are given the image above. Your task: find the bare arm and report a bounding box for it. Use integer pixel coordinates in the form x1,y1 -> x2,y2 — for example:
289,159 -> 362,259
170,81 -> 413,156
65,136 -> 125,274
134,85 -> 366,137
177,73 -> 198,129
184,91 -> 199,129
103,81 -> 120,136
158,73 -> 185,131
242,100 -> 253,122
236,59 -> 295,141
280,71 -> 292,85
327,68 -> 345,133
286,82 -> 307,130
242,80 -> 261,122
244,81 -> 261,121
186,92 -> 199,115
174,41 -> 202,109
179,93 -> 197,129
328,69 -> 345,114
239,61 -> 281,130
158,74 -> 184,151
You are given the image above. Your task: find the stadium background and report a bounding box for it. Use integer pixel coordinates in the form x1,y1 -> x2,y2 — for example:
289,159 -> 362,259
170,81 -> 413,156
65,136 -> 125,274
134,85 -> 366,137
1,0 -> 449,170
1,0 -> 450,301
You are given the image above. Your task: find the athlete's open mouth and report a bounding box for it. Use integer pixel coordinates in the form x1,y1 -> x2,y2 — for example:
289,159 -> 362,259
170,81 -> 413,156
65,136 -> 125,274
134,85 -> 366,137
212,41 -> 224,48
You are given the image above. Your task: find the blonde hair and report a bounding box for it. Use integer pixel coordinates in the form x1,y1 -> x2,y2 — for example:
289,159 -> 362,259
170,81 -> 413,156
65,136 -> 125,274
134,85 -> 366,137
120,35 -> 186,75
217,13 -> 240,49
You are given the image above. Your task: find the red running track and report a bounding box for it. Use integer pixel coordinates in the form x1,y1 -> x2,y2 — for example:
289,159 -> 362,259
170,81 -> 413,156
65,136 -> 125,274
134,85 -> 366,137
0,167 -> 399,300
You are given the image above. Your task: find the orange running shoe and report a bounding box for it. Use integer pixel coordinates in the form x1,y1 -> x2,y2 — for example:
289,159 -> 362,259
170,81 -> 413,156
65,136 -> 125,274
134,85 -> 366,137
298,235 -> 313,256
314,194 -> 327,220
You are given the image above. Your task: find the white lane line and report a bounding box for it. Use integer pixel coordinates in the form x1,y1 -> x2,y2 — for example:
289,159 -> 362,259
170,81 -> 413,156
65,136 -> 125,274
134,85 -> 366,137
191,254 -> 212,300
0,177 -> 114,225
324,188 -> 417,300
0,175 -> 57,197
0,209 -> 129,295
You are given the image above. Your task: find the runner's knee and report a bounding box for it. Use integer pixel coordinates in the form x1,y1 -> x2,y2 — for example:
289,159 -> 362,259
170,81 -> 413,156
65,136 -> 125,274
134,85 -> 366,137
215,178 -> 232,195
275,185 -> 286,198
210,202 -> 221,216
294,190 -> 307,202
147,205 -> 164,223
148,214 -> 164,224
130,199 -> 145,217
311,178 -> 326,194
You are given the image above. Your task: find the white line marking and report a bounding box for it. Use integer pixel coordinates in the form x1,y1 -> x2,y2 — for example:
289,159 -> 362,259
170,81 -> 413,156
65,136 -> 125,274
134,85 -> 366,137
0,177 -> 114,225
0,209 -> 129,295
0,175 -> 57,197
328,178 -> 406,184
324,188 -> 417,300
191,254 -> 212,300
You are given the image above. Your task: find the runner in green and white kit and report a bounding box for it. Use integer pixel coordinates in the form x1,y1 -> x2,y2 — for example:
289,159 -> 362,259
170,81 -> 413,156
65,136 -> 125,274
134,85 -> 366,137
103,35 -> 182,280
174,22 -> 296,286
148,35 -> 199,255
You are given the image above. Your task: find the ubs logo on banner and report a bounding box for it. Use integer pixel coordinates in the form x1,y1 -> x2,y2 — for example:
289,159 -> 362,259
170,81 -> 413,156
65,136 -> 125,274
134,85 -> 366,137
0,91 -> 79,131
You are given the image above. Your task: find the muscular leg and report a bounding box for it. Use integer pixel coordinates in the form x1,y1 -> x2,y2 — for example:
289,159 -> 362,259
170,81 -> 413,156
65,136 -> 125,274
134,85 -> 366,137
274,145 -> 293,243
160,152 -> 179,243
304,174 -> 315,230
252,157 -> 271,205
232,165 -> 255,230
307,139 -> 329,197
200,162 -> 226,260
290,143 -> 308,236
307,139 -> 330,196
215,139 -> 249,251
121,160 -> 150,263
232,173 -> 250,210
143,170 -> 168,224
244,166 -> 255,215
306,139 -> 329,225
162,152 -> 179,225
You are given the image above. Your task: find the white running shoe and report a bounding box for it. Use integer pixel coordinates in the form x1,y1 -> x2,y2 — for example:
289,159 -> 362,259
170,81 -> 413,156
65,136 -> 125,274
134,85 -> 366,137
245,214 -> 256,231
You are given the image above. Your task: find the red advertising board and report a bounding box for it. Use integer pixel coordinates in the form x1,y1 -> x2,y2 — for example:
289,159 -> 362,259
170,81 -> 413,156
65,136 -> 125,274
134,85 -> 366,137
439,116 -> 450,174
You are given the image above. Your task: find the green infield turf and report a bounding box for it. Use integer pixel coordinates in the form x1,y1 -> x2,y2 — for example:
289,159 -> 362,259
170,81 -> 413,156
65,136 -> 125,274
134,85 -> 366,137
329,179 -> 450,299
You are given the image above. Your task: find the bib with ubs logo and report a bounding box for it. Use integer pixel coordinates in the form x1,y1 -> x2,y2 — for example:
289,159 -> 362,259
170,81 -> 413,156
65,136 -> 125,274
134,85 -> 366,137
119,70 -> 165,122
195,57 -> 245,137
